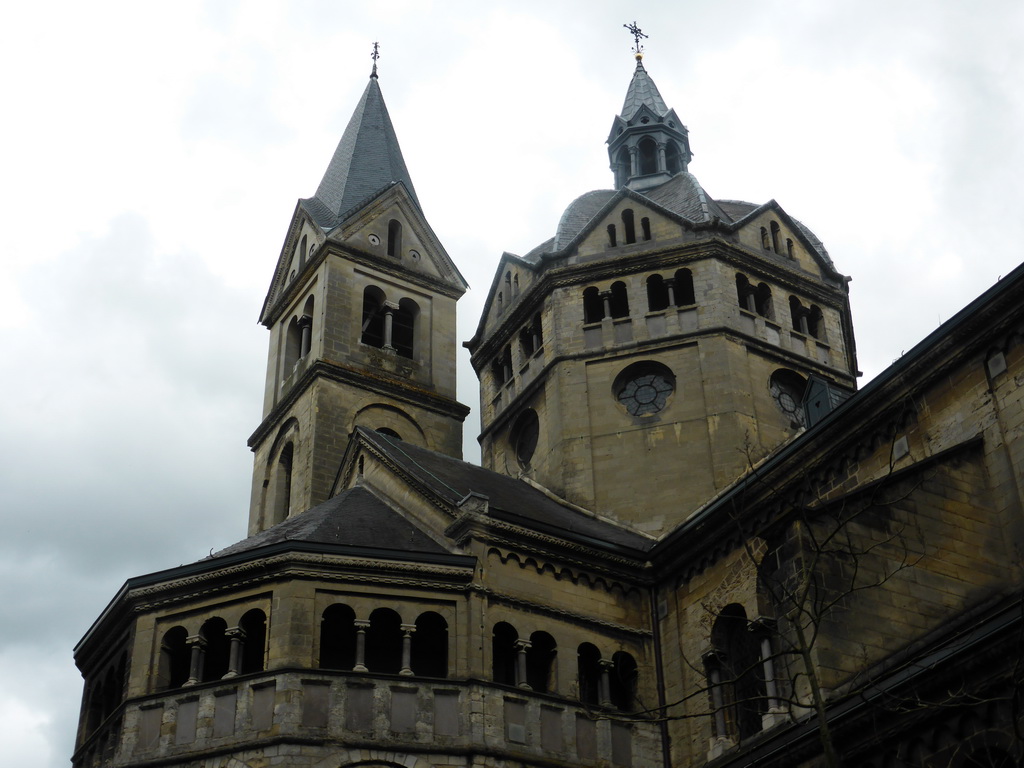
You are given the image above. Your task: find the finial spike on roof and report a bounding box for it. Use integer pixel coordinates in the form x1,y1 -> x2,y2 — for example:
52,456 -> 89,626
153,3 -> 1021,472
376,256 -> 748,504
370,41 -> 380,79
624,21 -> 648,58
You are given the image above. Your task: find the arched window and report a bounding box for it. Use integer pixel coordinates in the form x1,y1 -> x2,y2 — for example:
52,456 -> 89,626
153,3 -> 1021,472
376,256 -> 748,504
299,296 -> 314,358
770,221 -> 781,253
637,138 -> 657,175
513,274 -> 519,296
736,274 -> 755,312
616,147 -> 631,187
365,608 -> 403,674
270,442 -> 293,525
157,626 -> 189,691
609,281 -> 630,319
411,611 -> 448,678
387,219 -> 402,258
607,224 -> 617,247
583,287 -> 604,323
520,326 -> 536,358
525,631 -> 556,693
201,617 -> 230,682
622,208 -> 636,244
760,227 -> 770,249
361,286 -> 386,348
807,305 -> 824,340
577,643 -> 602,705
609,651 -> 637,711
492,357 -> 507,388
284,316 -> 302,372
298,235 -> 307,270
393,298 -> 418,359
500,346 -> 513,384
376,427 -> 401,440
492,622 -> 518,686
755,282 -> 773,319
647,274 -> 669,312
789,297 -> 822,339
239,609 -> 267,674
786,238 -> 795,259
674,268 -> 695,306
319,604 -> 357,670
641,216 -> 651,241
789,296 -> 806,333
665,141 -> 682,175
709,604 -> 766,741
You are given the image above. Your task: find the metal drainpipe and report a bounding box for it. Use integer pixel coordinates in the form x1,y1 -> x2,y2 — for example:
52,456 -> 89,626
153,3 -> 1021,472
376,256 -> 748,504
650,583 -> 672,768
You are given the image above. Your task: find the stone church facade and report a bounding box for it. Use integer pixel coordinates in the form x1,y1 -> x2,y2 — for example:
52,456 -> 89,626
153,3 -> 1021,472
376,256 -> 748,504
73,51 -> 1024,768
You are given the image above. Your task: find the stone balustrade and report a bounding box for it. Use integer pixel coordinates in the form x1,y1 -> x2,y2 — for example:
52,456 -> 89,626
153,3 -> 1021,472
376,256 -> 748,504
73,671 -> 659,768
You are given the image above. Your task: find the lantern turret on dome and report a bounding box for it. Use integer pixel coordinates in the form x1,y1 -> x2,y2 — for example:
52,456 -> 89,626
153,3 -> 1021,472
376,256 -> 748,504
607,54 -> 692,190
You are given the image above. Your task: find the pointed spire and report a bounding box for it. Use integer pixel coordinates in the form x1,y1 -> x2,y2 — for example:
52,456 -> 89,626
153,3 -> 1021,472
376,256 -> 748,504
309,64 -> 420,226
607,41 -> 692,191
619,58 -> 670,121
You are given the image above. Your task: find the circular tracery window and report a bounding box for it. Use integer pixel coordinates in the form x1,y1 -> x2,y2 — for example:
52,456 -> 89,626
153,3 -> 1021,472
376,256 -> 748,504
510,409 -> 539,469
613,362 -> 676,417
769,369 -> 807,428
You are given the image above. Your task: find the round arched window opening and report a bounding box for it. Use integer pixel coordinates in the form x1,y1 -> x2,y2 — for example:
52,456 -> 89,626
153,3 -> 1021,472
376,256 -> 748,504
769,369 -> 808,428
509,409 -> 539,469
613,361 -> 676,417
376,427 -> 402,441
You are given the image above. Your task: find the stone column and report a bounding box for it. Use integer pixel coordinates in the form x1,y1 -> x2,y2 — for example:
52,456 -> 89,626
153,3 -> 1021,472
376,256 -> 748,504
702,650 -> 727,738
298,315 -> 313,358
598,659 -> 614,707
657,142 -> 667,173
382,301 -> 399,351
514,640 -> 532,689
628,145 -> 638,177
400,624 -> 416,677
665,278 -> 677,308
224,627 -> 246,678
601,291 -> 612,320
184,636 -> 206,687
751,619 -> 785,728
353,619 -> 370,673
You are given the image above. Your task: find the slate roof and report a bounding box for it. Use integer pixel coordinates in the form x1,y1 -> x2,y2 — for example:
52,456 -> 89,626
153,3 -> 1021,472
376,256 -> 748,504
304,75 -> 420,229
620,59 -> 670,120
553,190 -> 616,250
644,172 -> 733,224
211,485 -> 449,559
360,428 -> 654,556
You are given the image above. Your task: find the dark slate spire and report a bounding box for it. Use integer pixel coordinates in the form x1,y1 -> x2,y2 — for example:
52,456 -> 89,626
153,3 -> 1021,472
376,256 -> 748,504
619,57 -> 670,121
607,54 -> 692,191
309,74 -> 420,225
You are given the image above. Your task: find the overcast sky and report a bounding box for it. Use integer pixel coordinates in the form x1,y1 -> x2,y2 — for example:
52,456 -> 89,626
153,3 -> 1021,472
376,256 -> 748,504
2,2 -> 1023,765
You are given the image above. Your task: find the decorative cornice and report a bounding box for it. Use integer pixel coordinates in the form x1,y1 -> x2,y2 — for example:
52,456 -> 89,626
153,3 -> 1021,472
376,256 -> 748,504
248,359 -> 469,448
128,551 -> 474,613
473,583 -> 652,638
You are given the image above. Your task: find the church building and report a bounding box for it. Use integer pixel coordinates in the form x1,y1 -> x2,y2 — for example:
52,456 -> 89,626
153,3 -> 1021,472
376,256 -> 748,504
72,41 -> 1024,768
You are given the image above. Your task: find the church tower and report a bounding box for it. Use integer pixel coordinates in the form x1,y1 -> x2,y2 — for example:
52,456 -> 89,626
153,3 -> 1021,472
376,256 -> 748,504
248,63 -> 469,534
466,51 -> 858,535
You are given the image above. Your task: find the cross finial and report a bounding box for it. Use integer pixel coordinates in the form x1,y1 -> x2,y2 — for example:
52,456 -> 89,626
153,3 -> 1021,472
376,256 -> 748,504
624,21 -> 647,59
370,41 -> 380,78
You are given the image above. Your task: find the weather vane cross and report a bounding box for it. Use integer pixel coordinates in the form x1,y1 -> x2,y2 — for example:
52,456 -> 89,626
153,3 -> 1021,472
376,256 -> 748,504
371,41 -> 380,77
624,21 -> 647,56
